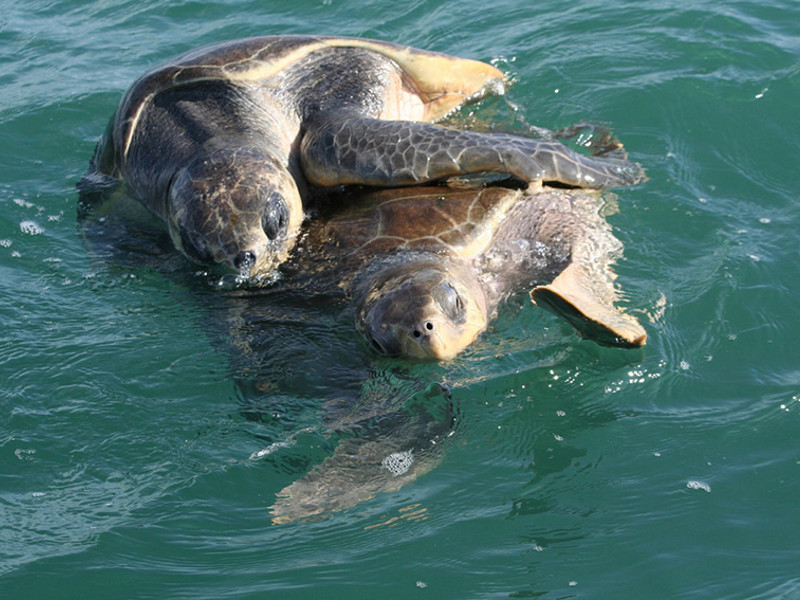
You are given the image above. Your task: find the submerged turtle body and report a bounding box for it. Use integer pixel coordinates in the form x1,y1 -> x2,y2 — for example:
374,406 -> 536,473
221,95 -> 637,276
80,35 -> 646,279
280,183 -> 646,360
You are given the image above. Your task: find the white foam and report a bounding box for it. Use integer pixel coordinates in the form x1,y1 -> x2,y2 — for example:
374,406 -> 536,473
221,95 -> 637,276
13,198 -> 34,209
686,480 -> 711,493
20,220 -> 44,235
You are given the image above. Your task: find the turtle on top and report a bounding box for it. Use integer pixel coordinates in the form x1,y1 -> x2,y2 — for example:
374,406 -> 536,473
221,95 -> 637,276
79,35 -> 646,281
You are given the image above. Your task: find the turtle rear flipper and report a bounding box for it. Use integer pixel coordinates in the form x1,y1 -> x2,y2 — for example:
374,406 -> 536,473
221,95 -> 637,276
531,264 -> 646,348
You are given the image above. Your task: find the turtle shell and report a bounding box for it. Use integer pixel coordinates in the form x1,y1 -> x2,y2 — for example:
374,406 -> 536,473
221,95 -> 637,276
320,185 -> 521,260
113,35 -> 505,164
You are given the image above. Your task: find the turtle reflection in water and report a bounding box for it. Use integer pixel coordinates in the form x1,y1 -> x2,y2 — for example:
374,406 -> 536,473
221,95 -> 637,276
79,35 -> 646,280
258,181 -> 645,522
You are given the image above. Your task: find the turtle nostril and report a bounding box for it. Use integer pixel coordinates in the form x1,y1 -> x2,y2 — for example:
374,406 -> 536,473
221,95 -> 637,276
413,323 -> 434,339
234,250 -> 256,271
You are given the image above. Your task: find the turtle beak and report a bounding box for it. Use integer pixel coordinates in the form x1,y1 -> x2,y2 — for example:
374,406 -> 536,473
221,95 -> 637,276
227,238 -> 287,283
363,318 -> 452,360
166,148 -> 303,281
356,265 -> 488,360
402,316 -> 461,361
362,300 -> 475,361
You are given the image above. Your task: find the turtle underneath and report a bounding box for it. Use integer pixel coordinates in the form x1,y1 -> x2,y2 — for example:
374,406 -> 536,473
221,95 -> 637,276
78,35 -> 647,280
277,182 -> 646,361
264,182 -> 645,523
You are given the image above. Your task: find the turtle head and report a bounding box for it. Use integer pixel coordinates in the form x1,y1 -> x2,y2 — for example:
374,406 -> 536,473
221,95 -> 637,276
167,148 -> 303,279
354,259 -> 488,360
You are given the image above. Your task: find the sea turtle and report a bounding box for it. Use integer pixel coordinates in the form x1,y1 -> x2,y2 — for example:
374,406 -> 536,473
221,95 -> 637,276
276,182 -> 646,361
255,182 -> 646,522
79,35 -> 647,279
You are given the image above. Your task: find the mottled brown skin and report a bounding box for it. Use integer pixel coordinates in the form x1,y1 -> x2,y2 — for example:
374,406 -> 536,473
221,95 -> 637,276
80,35 -> 646,279
279,184 -> 646,359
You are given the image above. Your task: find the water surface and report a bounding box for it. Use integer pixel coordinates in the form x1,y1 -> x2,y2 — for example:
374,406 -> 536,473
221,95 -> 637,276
2,1 -> 800,598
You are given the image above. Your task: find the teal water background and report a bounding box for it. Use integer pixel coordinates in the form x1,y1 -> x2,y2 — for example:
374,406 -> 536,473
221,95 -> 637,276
2,1 -> 800,598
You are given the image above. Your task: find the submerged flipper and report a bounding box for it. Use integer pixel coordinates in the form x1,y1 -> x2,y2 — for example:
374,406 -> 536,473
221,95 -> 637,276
268,379 -> 454,524
301,117 -> 647,190
532,263 -> 646,347
270,436 -> 441,524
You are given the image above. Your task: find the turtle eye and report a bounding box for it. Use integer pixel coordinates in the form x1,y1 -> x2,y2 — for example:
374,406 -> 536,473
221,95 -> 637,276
436,282 -> 466,323
262,192 -> 288,240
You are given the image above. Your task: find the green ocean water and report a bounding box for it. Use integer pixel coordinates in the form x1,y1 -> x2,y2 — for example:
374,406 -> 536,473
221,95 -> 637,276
2,0 -> 800,598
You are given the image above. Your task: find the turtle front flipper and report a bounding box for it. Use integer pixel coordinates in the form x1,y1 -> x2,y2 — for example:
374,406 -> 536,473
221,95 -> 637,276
270,436 -> 440,524
269,378 -> 454,524
531,263 -> 646,347
300,117 -> 646,190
